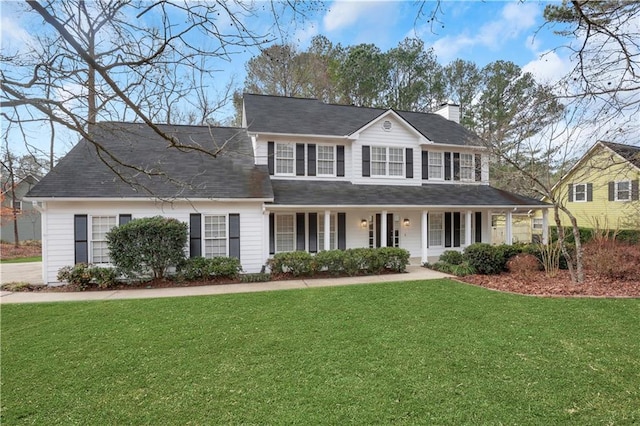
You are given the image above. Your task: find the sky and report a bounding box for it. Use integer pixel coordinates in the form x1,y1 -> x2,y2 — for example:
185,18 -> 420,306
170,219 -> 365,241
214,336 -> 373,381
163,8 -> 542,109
1,1 -> 577,158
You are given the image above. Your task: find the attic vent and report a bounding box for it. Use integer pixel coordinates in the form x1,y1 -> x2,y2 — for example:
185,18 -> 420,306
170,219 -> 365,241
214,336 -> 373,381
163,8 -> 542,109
382,120 -> 392,131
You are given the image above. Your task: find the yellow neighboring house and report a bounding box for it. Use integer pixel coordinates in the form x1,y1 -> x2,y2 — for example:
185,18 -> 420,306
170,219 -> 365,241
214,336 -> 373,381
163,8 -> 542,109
544,141 -> 640,231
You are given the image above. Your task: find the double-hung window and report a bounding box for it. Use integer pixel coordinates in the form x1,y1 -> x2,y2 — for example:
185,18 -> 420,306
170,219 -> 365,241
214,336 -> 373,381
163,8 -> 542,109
428,152 -> 443,179
573,183 -> 587,202
275,143 -> 295,175
276,214 -> 295,252
91,216 -> 116,264
615,181 -> 631,201
318,214 -> 337,251
428,212 -> 444,247
317,145 -> 335,176
460,153 -> 474,181
371,146 -> 404,177
204,215 -> 227,257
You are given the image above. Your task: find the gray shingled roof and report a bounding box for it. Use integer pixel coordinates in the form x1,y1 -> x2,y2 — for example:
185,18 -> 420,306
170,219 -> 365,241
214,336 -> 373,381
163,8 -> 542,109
27,123 -> 273,200
243,93 -> 482,147
602,141 -> 640,169
270,180 -> 548,207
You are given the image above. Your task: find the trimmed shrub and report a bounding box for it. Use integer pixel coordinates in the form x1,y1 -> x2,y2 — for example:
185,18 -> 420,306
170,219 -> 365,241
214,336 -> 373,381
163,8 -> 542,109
506,253 -> 541,279
179,257 -> 210,281
439,250 -> 464,265
378,247 -> 410,273
314,250 -> 345,275
106,216 -> 188,280
208,257 -> 242,278
57,264 -> 93,288
91,266 -> 118,288
463,243 -> 504,275
268,251 -> 314,277
179,256 -> 243,281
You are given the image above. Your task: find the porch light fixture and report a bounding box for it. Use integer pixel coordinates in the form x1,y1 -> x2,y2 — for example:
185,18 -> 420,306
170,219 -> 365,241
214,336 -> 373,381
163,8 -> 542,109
361,219 -> 368,228
403,218 -> 410,227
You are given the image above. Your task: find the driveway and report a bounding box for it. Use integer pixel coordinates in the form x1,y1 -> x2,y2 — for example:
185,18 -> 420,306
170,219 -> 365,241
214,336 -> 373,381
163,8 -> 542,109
0,262 -> 43,286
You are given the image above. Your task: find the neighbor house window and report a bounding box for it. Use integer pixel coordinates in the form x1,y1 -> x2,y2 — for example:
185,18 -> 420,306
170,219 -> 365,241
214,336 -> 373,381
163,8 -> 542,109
276,214 -> 295,252
204,215 -> 227,257
318,213 -> 337,251
275,143 -> 295,175
573,183 -> 587,202
428,152 -> 443,179
428,212 -> 444,247
615,181 -> 631,201
317,145 -> 335,176
91,216 -> 116,264
11,200 -> 22,211
532,218 -> 544,230
371,146 -> 404,177
460,153 -> 474,181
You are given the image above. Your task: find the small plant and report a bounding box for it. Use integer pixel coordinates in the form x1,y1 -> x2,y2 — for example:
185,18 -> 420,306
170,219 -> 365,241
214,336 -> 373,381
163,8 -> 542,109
240,273 -> 271,283
268,251 -> 314,277
1,282 -> 38,292
439,250 -> 464,265
57,264 -> 93,289
506,253 -> 541,280
90,266 -> 118,288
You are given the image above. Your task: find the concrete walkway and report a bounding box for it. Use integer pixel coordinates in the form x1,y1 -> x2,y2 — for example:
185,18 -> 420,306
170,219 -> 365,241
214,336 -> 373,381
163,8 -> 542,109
0,263 -> 451,304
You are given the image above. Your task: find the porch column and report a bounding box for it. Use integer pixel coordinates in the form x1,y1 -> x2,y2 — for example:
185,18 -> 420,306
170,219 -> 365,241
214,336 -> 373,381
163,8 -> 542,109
506,210 -> 513,245
421,210 -> 428,264
486,211 -> 492,244
380,210 -> 387,247
465,210 -> 472,247
542,208 -> 549,245
324,210 -> 331,250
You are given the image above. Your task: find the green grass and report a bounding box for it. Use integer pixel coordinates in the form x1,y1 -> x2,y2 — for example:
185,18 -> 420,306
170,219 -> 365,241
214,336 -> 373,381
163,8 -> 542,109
0,256 -> 41,264
2,279 -> 639,424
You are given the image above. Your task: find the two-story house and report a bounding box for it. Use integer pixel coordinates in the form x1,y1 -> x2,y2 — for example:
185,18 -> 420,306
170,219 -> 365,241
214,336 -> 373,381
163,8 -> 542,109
538,141 -> 640,231
26,94 -> 549,284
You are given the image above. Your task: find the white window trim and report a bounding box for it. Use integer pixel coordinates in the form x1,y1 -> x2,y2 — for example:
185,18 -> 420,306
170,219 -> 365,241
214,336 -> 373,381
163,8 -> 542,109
275,142 -> 295,176
317,144 -> 336,177
203,214 -> 228,258
275,213 -> 295,253
428,212 -> 444,247
90,215 -> 117,264
532,218 -> 544,230
11,200 -> 22,211
428,151 -> 444,180
460,153 -> 474,182
573,183 -> 587,203
615,180 -> 631,201
371,146 -> 405,178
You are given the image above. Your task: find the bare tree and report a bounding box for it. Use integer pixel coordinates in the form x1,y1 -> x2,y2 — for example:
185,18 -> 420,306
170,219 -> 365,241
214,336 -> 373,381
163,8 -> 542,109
1,0 -> 315,187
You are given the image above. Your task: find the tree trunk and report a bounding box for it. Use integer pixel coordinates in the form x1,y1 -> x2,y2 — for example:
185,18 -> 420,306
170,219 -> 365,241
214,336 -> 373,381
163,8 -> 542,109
553,204 -> 576,282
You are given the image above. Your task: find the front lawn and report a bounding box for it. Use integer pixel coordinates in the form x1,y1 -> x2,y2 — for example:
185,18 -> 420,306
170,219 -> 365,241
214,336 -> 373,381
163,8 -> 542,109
2,280 -> 639,424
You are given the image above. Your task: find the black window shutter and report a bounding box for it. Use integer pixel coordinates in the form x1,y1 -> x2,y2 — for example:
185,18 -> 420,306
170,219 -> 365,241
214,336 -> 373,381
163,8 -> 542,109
444,212 -> 452,247
444,152 -> 452,181
269,213 -> 275,255
475,212 -> 482,243
386,213 -> 394,247
453,153 -> 460,181
422,151 -> 429,180
296,213 -> 305,251
632,179 -> 639,201
119,214 -> 132,226
308,213 -> 318,253
308,144 -> 316,176
406,148 -> 413,178
362,146 -> 371,177
229,214 -> 240,260
267,142 -> 275,175
475,154 -> 482,181
296,144 -> 305,176
337,145 -> 345,177
453,212 -> 461,247
608,181 -> 615,201
375,213 -> 381,248
74,215 -> 88,264
189,214 -> 201,258
587,183 -> 593,202
567,184 -> 573,202
337,213 -> 346,250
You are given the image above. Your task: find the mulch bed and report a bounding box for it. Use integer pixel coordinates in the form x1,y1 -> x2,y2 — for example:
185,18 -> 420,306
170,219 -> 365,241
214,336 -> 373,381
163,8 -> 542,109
458,270 -> 640,297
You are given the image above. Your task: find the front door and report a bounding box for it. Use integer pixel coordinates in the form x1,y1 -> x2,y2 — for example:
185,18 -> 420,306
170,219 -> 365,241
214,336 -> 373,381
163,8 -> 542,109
370,214 -> 400,248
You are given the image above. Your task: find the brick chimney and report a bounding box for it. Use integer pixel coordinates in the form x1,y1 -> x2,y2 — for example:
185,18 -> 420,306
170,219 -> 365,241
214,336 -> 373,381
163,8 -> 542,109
434,102 -> 460,124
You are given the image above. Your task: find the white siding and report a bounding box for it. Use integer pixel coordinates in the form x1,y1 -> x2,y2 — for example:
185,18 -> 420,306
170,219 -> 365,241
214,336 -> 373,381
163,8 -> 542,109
41,200 -> 266,284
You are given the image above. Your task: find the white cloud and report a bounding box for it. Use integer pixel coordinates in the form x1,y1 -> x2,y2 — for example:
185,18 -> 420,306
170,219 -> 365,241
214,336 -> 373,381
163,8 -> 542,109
522,50 -> 573,84
432,2 -> 540,63
322,1 -> 400,43
0,16 -> 34,50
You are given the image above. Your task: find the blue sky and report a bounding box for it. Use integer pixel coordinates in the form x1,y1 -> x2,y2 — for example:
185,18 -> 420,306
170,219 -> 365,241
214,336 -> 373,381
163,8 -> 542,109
1,1 -> 575,157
